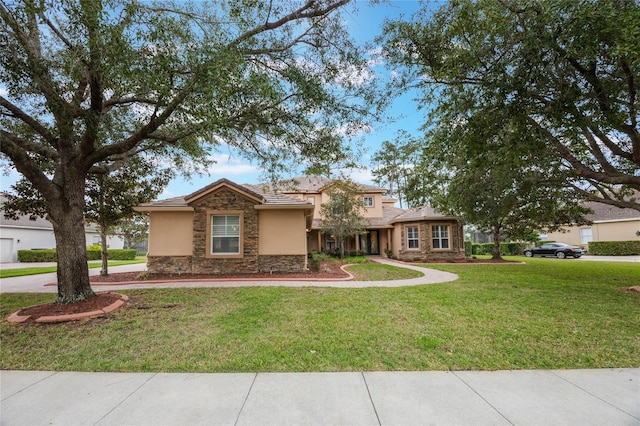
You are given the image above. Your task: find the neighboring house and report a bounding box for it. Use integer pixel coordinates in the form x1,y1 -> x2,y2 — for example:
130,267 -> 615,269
135,176 -> 465,274
0,194 -> 124,263
544,201 -> 640,246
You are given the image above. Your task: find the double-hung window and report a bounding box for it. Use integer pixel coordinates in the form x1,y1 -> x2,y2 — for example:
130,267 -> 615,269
407,226 -> 419,249
432,225 -> 450,249
211,215 -> 240,254
363,196 -> 374,207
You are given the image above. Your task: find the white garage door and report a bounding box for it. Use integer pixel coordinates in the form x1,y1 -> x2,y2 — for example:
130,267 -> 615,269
0,238 -> 14,262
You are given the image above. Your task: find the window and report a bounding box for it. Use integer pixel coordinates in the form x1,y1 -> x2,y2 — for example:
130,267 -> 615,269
580,227 -> 593,244
211,215 -> 240,254
363,196 -> 374,207
307,196 -> 315,205
407,226 -> 419,249
432,225 -> 450,249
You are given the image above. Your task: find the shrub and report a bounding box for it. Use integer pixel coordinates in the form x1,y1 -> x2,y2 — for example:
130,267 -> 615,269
107,249 -> 137,260
16,248 -> 137,262
471,242 -> 529,256
588,240 -> 640,256
464,240 -> 472,257
17,249 -> 57,262
86,249 -> 102,260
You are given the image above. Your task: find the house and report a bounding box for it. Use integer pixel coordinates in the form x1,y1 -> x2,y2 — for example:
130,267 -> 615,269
543,201 -> 640,246
0,193 -> 124,263
134,176 -> 465,274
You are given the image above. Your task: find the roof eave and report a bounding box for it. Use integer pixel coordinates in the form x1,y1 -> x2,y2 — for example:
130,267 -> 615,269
133,206 -> 194,213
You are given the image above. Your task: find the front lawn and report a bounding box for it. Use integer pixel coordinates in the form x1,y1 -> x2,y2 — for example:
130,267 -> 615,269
1,257 -> 638,372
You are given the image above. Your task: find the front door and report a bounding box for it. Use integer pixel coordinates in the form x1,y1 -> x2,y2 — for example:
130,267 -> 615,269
360,231 -> 379,255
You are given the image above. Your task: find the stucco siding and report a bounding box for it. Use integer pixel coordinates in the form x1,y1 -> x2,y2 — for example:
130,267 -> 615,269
546,220 -> 640,245
258,210 -> 307,255
148,211 -> 194,256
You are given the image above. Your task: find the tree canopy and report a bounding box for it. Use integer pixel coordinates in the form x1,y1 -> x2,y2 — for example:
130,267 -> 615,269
319,177 -> 368,258
380,0 -> 640,211
0,0 -> 379,303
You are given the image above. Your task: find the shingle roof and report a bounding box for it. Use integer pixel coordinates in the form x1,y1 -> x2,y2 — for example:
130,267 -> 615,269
1,194 -> 99,231
585,201 -> 640,222
391,205 -> 456,222
136,179 -> 312,210
278,175 -> 386,194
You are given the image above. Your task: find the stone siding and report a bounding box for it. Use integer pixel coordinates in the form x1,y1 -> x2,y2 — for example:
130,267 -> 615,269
258,255 -> 307,273
147,256 -> 193,274
397,221 -> 465,262
191,187 -> 260,274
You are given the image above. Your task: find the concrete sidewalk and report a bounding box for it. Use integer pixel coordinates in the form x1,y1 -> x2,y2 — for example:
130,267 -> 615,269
0,259 -> 459,293
1,369 -> 638,425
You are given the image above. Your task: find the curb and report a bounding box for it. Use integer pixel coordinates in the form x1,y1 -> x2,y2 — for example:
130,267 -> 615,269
7,293 -> 129,324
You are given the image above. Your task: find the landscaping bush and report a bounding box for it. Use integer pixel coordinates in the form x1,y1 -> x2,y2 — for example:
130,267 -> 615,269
17,249 -> 57,262
464,240 -> 472,257
471,242 -> 528,256
588,240 -> 640,255
17,248 -> 137,262
86,249 -> 102,260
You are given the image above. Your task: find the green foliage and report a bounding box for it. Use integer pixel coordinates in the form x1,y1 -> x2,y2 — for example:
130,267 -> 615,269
371,132 -> 420,208
380,0 -> 640,212
1,0 -> 379,301
319,178 -> 370,259
588,241 -> 640,256
17,249 -> 57,262
464,240 -> 472,257
18,248 -> 137,262
471,243 -> 528,256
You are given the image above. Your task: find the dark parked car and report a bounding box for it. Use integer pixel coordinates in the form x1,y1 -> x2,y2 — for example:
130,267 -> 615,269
523,243 -> 586,259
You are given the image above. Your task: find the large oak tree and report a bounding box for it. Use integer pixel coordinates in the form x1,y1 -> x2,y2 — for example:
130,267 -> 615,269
380,0 -> 640,211
0,0 -> 379,303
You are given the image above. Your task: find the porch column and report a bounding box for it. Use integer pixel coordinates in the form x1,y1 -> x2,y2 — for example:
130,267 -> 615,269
317,232 -> 322,251
355,234 -> 361,251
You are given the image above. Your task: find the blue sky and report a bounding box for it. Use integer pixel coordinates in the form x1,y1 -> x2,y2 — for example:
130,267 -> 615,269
0,1 -> 434,199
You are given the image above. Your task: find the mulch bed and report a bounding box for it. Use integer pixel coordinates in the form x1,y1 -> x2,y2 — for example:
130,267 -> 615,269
8,292 -> 125,323
90,260 -> 350,283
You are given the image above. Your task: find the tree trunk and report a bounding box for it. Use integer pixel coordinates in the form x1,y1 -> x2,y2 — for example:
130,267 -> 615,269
491,226 -> 503,260
47,180 -> 95,304
100,225 -> 109,276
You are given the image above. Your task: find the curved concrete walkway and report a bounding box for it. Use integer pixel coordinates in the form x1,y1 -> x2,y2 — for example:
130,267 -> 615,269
0,259 -> 458,293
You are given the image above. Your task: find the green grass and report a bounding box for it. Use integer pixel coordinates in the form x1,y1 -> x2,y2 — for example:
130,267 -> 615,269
1,257 -> 638,372
346,263 -> 423,281
0,257 -> 147,278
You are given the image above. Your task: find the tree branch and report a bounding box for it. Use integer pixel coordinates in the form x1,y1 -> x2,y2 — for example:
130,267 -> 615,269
228,0 -> 349,49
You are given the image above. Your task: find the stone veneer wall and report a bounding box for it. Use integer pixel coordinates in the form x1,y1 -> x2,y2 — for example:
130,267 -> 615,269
397,221 -> 465,262
190,187 -> 260,274
258,255 -> 306,273
147,256 -> 193,274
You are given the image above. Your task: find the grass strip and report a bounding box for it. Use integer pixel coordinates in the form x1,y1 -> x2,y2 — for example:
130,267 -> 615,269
0,258 -> 147,278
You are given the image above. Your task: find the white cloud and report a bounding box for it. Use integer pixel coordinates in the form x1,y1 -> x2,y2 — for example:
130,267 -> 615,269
0,86 -> 7,97
207,154 -> 261,176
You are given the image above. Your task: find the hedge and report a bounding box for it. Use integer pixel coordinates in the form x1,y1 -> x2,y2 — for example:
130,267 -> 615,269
17,249 -> 57,262
588,240 -> 640,256
17,248 -> 137,262
471,242 -> 529,256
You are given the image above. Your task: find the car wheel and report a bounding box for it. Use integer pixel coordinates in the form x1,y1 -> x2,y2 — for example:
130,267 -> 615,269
573,254 -> 582,258
524,251 -> 533,257
556,251 -> 566,259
